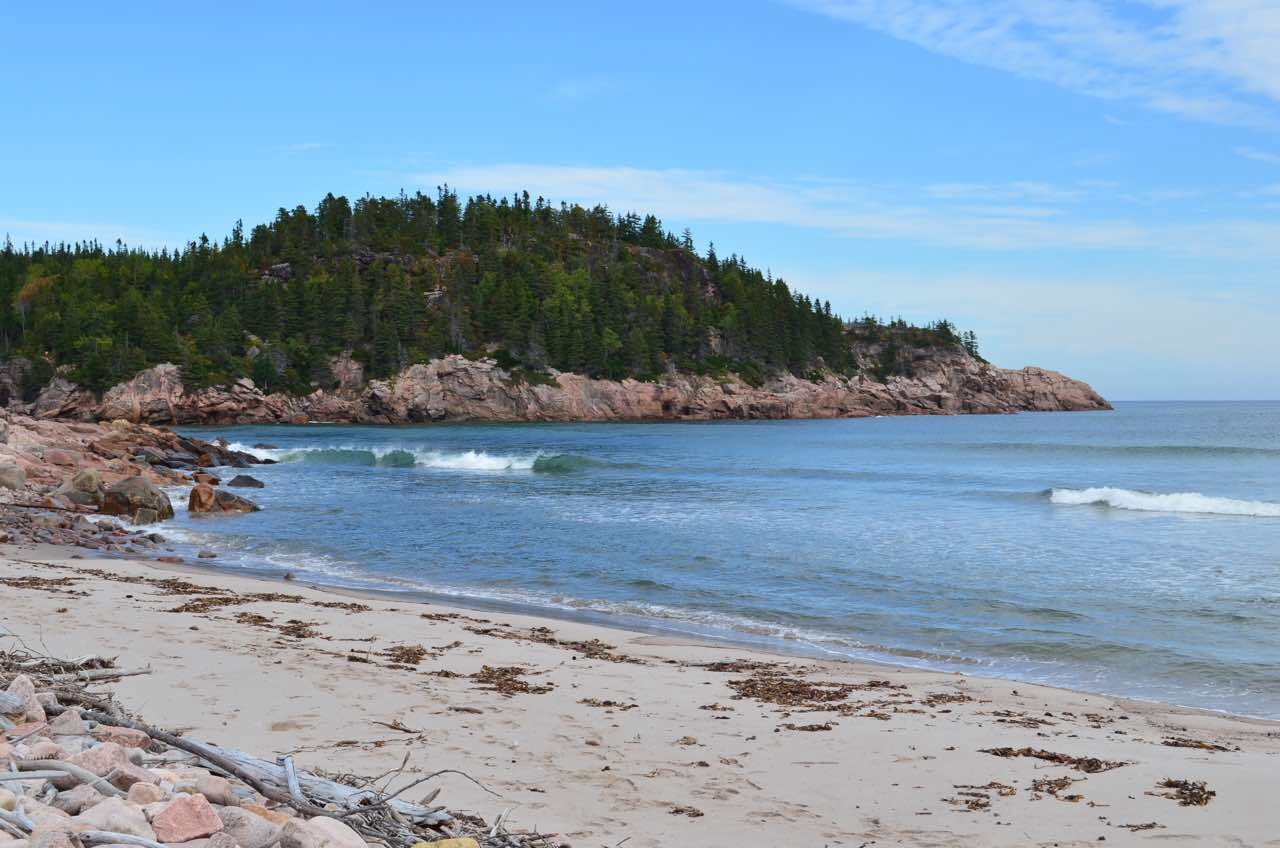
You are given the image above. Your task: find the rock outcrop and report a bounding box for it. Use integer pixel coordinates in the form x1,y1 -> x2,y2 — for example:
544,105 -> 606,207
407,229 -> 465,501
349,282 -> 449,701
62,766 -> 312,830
15,350 -> 1110,426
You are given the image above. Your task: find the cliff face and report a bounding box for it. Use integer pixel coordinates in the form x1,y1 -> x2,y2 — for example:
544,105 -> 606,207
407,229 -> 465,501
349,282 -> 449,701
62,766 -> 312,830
15,349 -> 1110,425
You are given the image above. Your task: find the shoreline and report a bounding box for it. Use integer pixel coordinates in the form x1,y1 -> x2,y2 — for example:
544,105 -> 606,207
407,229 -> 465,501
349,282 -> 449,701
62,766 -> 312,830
4,542 -> 1278,846
140,538 -> 1280,727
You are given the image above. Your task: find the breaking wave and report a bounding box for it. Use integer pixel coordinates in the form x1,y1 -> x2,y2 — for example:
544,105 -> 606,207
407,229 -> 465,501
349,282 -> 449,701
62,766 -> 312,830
227,442 -> 594,473
1049,487 -> 1280,517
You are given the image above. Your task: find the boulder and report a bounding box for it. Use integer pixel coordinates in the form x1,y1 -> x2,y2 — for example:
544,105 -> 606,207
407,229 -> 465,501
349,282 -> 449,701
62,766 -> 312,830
93,725 -> 153,750
74,797 -> 157,839
279,816 -> 366,848
188,484 -> 260,515
149,794 -> 224,843
101,477 -> 174,523
227,475 -> 264,488
54,469 -> 104,507
0,462 -> 26,490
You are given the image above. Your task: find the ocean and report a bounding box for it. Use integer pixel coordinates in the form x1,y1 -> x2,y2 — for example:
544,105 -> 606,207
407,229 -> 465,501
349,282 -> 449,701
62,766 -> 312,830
170,401 -> 1280,718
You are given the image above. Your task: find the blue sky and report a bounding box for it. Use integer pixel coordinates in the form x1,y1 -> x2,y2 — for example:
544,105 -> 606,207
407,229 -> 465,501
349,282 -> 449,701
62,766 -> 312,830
4,1 -> 1279,400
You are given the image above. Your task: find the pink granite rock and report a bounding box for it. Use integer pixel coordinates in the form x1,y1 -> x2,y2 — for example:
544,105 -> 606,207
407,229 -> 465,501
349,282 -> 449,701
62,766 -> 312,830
150,794 -> 224,843
92,725 -> 153,750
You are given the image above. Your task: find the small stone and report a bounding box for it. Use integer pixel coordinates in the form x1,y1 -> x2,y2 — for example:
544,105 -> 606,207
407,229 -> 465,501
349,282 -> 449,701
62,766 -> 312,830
74,796 -> 157,839
208,833 -> 240,848
150,794 -> 224,843
192,776 -> 237,806
46,709 -> 87,736
127,782 -> 167,805
5,675 -> 46,722
27,741 -> 69,761
93,725 -> 153,750
0,787 -> 18,811
198,550 -> 219,559
108,762 -> 158,791
51,784 -> 104,815
28,830 -> 75,848
279,817 -> 366,848
238,802 -> 292,826
215,806 -> 281,848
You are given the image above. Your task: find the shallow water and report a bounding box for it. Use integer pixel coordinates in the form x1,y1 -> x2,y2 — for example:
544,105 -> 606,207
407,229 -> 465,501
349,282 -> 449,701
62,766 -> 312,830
171,401 -> 1280,717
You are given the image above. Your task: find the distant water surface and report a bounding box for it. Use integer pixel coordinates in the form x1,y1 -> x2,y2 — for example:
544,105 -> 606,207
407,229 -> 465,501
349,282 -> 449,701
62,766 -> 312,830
172,402 -> 1280,717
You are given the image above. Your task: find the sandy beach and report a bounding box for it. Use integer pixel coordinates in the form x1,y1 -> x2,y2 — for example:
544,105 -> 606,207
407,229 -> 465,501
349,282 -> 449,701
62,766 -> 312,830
2,544 -> 1277,847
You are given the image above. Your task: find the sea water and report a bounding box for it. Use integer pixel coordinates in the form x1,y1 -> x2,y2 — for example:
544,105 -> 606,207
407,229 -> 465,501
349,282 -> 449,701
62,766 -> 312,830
169,401 -> 1280,717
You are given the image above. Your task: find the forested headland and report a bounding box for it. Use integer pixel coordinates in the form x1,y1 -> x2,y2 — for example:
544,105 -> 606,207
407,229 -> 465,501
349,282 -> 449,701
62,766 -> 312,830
0,190 -> 980,398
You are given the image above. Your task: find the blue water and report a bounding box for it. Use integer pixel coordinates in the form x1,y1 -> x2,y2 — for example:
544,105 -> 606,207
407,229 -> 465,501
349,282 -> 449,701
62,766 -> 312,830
171,402 -> 1280,718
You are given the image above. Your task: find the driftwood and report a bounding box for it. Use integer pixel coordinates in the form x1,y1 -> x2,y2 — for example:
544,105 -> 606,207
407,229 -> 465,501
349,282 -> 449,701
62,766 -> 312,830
50,666 -> 151,683
81,710 -> 452,826
15,758 -> 126,796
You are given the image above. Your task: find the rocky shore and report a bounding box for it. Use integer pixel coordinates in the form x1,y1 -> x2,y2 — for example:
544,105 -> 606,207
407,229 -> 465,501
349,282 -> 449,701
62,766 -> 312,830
0,412 -> 264,552
8,349 -> 1109,426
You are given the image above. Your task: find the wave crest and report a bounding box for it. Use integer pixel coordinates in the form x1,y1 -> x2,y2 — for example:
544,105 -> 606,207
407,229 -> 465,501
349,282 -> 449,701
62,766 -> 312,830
227,442 -> 590,473
1049,487 -> 1280,517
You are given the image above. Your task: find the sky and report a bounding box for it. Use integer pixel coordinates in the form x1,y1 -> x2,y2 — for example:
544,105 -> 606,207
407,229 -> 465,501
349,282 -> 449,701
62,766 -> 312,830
3,1 -> 1279,400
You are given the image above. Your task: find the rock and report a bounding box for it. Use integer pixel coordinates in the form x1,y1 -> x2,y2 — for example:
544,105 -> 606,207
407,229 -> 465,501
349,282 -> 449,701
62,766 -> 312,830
109,762 -> 159,790
66,741 -> 128,778
215,806 -> 281,848
127,782 -> 167,805
194,473 -> 221,486
226,475 -> 264,488
27,741 -> 69,760
0,787 -> 16,811
0,462 -> 26,490
198,551 -> 218,559
46,709 -> 87,736
192,776 -> 237,807
44,449 -> 78,467
27,831 -> 75,848
279,816 -> 366,848
238,803 -> 292,826
19,798 -> 73,833
188,484 -> 260,515
50,784 -> 103,815
150,794 -> 224,843
54,468 -> 104,506
93,725 -> 153,750
50,785 -> 102,815
101,477 -> 174,522
134,508 -> 160,525
74,796 -> 157,839
5,675 -> 46,723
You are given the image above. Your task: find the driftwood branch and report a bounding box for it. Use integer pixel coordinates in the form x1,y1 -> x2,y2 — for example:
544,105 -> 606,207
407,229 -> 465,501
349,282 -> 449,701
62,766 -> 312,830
15,759 -> 126,797
79,830 -> 171,848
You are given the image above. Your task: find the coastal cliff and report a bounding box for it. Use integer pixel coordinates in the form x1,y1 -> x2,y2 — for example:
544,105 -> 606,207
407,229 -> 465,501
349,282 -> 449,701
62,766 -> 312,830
13,346 -> 1109,425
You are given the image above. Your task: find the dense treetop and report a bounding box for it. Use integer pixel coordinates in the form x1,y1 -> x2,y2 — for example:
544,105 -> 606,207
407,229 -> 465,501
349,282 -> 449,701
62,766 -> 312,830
0,190 -> 978,395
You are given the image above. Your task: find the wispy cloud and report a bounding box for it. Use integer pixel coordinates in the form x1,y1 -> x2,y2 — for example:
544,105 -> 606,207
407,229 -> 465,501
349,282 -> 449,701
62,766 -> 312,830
1235,145 -> 1280,165
414,162 -> 1280,258
926,181 -> 1084,202
790,0 -> 1280,128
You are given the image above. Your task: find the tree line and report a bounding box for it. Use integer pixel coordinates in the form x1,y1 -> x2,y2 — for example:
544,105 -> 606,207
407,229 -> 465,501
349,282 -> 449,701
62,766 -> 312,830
0,189 -> 977,396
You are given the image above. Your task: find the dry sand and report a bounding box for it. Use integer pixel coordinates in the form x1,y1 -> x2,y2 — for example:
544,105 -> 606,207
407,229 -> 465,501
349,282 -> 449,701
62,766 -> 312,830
2,544 -> 1277,847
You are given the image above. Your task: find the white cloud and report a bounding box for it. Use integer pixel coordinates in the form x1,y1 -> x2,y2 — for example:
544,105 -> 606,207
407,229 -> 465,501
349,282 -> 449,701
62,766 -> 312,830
415,162 -> 1280,258
790,0 -> 1280,128
1235,145 -> 1280,165
926,181 -> 1084,202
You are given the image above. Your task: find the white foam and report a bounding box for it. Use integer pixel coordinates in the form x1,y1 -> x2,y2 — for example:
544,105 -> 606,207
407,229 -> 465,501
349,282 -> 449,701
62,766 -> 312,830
1050,487 -> 1280,517
225,442 -> 538,471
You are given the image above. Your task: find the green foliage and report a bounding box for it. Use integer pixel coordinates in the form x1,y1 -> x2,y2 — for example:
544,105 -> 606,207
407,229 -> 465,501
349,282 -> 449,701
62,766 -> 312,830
0,192 -> 977,393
